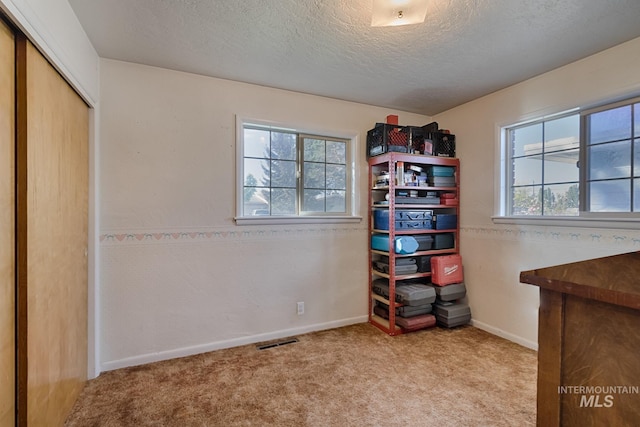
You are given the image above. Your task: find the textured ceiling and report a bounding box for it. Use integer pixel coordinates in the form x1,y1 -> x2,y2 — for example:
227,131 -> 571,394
68,0 -> 640,116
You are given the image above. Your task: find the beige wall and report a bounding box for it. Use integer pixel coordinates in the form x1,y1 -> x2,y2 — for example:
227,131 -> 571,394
434,37 -> 640,348
99,59 -> 430,370
100,35 -> 640,368
100,36 -> 640,367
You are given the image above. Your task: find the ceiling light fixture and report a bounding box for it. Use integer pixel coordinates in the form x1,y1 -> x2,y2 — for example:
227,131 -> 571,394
371,0 -> 428,27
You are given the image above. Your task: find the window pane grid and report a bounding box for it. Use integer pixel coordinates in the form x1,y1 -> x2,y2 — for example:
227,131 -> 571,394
301,137 -> 347,214
507,112 -> 579,216
242,126 -> 349,217
505,98 -> 640,218
585,102 -> 638,213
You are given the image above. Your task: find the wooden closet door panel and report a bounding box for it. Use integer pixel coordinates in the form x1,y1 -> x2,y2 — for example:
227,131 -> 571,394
17,40 -> 89,426
0,18 -> 15,427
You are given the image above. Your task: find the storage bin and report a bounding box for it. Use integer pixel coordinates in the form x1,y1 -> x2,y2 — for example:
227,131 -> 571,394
428,166 -> 455,177
397,220 -> 432,230
423,132 -> 456,157
431,254 -> 463,286
367,123 -> 409,157
371,235 -> 418,254
374,209 -> 433,230
405,126 -> 426,154
372,279 -> 436,306
397,210 -> 432,220
374,261 -> 418,275
434,301 -> 471,328
373,209 -> 389,230
422,122 -> 439,133
433,214 -> 457,230
413,235 -> 434,251
378,255 -> 416,265
433,233 -> 455,249
375,301 -> 433,318
416,255 -> 433,272
395,196 -> 441,204
434,282 -> 467,301
440,193 -> 458,205
428,176 -> 456,186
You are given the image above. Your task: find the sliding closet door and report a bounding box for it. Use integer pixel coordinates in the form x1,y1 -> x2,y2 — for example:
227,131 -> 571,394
0,19 -> 15,427
16,38 -> 89,426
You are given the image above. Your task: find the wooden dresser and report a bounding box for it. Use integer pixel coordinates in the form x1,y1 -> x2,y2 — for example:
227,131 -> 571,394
520,251 -> 640,426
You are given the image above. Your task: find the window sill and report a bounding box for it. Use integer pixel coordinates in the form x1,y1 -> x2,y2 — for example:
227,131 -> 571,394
235,215 -> 363,226
492,215 -> 640,230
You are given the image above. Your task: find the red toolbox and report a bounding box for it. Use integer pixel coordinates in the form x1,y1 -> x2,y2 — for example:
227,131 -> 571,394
440,192 -> 459,205
430,254 -> 463,286
373,305 -> 436,332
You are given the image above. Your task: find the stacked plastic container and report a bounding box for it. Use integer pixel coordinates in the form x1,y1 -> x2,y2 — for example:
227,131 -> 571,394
371,207 -> 438,331
371,277 -> 437,332
429,254 -> 472,327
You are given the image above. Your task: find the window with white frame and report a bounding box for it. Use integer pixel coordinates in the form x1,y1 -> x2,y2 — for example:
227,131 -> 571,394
238,121 -> 355,220
503,96 -> 640,217
506,113 -> 580,216
583,99 -> 640,213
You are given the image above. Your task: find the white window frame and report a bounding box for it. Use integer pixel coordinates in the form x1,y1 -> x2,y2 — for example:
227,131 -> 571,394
234,115 -> 362,225
580,97 -> 640,219
503,110 -> 580,217
494,96 -> 640,229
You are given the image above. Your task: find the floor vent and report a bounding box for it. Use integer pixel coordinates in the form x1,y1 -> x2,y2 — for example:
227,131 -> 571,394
257,338 -> 299,350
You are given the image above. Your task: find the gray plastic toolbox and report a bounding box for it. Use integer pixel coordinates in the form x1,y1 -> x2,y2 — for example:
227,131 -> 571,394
414,235 -> 434,251
395,196 -> 441,204
416,255 -> 432,272
374,262 -> 418,275
433,233 -> 455,250
434,301 -> 471,328
379,256 -> 416,266
434,282 -> 466,302
375,256 -> 418,274
376,301 -> 433,317
372,279 -> 436,306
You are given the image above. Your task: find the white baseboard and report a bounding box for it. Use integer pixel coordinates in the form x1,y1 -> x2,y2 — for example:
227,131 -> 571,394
100,315 -> 368,373
471,319 -> 538,351
100,316 -> 535,373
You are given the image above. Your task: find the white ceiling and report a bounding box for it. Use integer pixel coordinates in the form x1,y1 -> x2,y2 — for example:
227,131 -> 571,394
68,0 -> 640,116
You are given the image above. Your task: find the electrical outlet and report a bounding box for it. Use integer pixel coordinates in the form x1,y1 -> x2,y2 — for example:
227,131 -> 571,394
297,301 -> 304,315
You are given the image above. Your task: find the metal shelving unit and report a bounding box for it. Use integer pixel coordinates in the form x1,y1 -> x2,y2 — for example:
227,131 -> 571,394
368,152 -> 460,335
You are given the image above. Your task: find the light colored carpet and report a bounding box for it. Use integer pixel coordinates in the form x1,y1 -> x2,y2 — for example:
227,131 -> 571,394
65,323 -> 537,426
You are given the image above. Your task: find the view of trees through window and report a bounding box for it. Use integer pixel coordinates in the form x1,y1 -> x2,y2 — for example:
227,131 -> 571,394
512,184 -> 579,216
242,126 -> 348,216
302,138 -> 347,213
